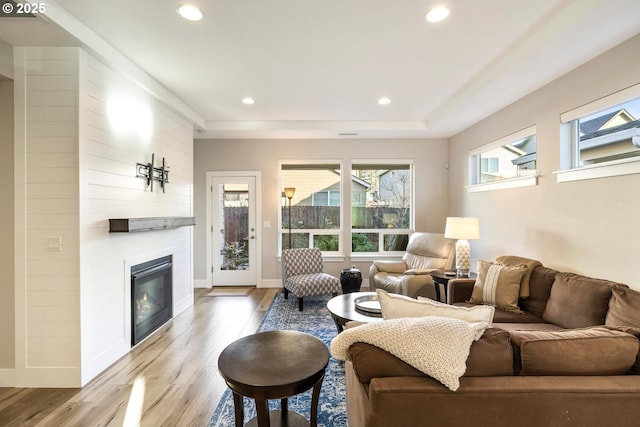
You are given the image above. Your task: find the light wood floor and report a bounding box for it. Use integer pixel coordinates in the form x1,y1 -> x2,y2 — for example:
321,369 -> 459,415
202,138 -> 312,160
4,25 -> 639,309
0,287 -> 279,427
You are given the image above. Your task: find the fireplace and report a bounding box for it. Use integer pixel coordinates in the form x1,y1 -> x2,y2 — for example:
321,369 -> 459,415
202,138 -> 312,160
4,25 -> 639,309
131,255 -> 173,346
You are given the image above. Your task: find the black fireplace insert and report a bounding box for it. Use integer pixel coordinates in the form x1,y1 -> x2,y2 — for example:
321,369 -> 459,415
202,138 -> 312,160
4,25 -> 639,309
131,255 -> 173,346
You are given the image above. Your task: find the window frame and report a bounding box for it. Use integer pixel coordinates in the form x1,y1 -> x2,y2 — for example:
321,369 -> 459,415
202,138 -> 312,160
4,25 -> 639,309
349,159 -> 415,259
279,160 -> 344,257
556,83 -> 640,183
467,125 -> 538,192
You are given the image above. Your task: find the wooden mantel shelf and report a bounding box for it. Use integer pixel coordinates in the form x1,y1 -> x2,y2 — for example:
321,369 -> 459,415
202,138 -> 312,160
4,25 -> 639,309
109,216 -> 196,233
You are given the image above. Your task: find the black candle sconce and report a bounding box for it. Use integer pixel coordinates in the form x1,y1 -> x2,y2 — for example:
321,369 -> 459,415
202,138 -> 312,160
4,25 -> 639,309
136,153 -> 170,192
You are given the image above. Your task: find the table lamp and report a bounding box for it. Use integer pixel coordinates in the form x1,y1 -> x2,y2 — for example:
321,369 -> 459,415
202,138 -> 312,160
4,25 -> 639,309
444,217 -> 480,276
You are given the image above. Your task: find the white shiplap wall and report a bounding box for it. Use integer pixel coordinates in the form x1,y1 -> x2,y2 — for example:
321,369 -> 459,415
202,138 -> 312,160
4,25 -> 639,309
14,47 -> 194,387
79,51 -> 194,384
20,47 -> 81,386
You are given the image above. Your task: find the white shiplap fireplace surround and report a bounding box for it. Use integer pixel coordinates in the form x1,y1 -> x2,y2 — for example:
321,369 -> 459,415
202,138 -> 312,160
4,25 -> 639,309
9,46 -> 197,388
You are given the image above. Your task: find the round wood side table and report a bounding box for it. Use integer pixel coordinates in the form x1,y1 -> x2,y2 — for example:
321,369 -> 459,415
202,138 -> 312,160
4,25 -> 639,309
218,330 -> 329,427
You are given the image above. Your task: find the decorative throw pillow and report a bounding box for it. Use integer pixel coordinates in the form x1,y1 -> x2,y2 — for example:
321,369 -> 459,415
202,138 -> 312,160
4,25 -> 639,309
377,289 -> 495,324
469,260 -> 527,313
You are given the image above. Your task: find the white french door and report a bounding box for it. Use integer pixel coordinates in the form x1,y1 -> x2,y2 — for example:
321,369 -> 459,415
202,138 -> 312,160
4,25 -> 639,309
207,172 -> 260,286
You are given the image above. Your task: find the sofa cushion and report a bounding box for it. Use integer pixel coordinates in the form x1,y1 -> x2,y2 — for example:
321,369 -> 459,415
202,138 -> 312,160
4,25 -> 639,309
377,289 -> 495,323
605,325 -> 640,375
510,327 -> 639,376
348,327 -> 513,384
454,302 -> 543,323
519,266 -> 558,318
464,327 -> 514,376
542,273 -> 620,328
606,287 -> 640,329
469,260 -> 527,313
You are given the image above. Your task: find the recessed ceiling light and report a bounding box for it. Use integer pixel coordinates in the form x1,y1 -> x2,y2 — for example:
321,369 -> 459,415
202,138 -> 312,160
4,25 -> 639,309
378,97 -> 391,105
177,4 -> 203,21
242,97 -> 255,105
425,6 -> 449,23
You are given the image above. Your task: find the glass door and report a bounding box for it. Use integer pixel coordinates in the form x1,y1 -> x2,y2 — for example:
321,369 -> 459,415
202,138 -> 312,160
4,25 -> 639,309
209,175 -> 257,286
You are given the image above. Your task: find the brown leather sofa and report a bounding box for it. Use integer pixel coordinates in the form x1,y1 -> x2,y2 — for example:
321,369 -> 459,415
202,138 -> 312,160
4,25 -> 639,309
345,259 -> 640,427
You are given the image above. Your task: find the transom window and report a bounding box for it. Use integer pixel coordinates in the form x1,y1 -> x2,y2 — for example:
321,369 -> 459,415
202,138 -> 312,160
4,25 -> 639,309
573,98 -> 640,167
468,125 -> 537,191
557,84 -> 640,182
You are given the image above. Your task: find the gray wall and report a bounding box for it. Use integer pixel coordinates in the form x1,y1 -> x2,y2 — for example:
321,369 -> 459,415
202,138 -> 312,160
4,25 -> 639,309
448,33 -> 640,289
193,138 -> 449,284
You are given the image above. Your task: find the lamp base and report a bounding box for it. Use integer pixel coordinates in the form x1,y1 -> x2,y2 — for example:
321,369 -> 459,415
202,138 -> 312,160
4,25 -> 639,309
454,239 -> 471,276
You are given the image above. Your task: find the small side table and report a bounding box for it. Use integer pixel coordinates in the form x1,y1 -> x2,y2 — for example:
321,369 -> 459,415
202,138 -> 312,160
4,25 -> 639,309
430,270 -> 477,303
218,330 -> 329,427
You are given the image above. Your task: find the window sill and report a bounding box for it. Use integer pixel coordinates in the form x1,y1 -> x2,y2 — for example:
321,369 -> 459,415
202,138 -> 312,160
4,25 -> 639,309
555,157 -> 640,182
350,254 -> 404,263
277,254 -> 345,263
466,175 -> 538,193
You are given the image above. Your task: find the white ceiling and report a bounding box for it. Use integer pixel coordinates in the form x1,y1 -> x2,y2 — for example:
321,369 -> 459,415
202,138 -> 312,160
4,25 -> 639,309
1,0 -> 640,139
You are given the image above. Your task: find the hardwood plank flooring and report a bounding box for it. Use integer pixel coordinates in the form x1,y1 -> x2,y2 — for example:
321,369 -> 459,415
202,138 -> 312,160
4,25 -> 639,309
0,287 -> 279,427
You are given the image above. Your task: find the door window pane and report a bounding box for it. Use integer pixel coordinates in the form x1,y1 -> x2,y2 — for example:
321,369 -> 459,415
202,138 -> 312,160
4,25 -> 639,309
219,183 -> 249,270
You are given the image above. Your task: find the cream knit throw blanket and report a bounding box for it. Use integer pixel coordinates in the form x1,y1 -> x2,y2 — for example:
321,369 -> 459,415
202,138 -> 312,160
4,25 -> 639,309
330,317 -> 488,391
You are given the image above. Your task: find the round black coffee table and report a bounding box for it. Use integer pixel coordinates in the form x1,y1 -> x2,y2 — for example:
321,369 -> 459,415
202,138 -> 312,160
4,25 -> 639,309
218,330 -> 329,427
327,291 -> 384,332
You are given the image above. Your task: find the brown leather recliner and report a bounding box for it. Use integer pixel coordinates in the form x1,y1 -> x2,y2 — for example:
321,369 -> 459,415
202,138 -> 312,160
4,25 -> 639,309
369,232 -> 455,300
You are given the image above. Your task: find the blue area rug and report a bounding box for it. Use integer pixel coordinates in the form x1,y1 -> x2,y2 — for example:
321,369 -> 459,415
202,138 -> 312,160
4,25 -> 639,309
209,292 -> 347,427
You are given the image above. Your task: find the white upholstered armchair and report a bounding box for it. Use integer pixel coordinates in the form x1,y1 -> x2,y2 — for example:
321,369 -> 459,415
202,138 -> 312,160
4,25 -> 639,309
369,232 -> 455,300
281,248 -> 341,311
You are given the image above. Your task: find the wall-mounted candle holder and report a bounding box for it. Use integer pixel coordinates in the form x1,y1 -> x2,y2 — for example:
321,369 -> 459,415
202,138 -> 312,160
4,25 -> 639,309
136,153 -> 170,192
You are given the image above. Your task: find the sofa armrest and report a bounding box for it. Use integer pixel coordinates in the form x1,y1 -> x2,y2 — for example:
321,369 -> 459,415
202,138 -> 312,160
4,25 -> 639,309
371,260 -> 408,274
447,278 -> 476,304
403,268 -> 435,275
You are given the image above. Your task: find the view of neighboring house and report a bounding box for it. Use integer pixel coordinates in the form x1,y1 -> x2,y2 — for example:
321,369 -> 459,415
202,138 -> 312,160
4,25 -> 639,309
578,107 -> 640,164
478,134 -> 537,183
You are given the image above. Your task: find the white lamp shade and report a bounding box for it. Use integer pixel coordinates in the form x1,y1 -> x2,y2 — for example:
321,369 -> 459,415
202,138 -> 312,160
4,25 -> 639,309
444,217 -> 480,240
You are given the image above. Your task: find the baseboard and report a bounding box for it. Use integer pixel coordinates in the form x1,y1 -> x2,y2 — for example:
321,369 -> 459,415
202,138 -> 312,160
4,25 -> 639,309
0,368 -> 15,387
194,279 -> 209,288
259,279 -> 283,288
196,278 -> 369,290
15,367 -> 82,388
174,293 -> 193,315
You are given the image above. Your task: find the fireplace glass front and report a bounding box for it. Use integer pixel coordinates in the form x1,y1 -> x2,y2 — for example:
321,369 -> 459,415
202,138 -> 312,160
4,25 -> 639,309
131,255 -> 173,346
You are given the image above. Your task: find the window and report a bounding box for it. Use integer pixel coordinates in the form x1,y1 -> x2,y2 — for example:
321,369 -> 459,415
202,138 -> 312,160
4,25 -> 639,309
557,84 -> 640,182
280,160 -> 414,256
280,163 -> 341,252
468,126 -> 537,192
573,98 -> 640,166
313,190 -> 340,206
350,162 -> 413,254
